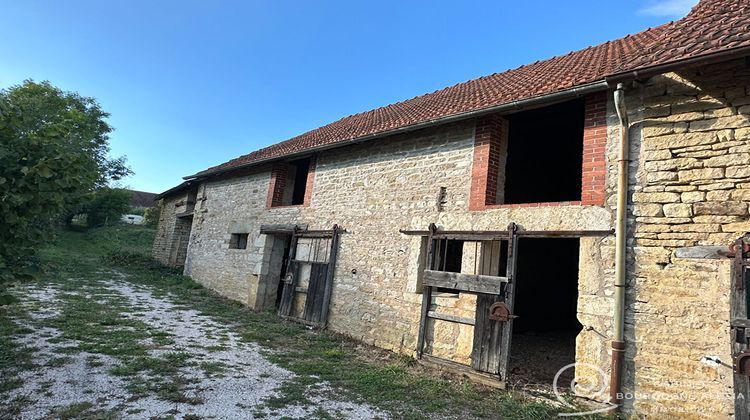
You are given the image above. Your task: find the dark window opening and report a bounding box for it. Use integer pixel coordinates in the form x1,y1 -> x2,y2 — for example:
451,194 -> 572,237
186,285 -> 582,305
229,233 -> 249,250
503,99 -> 584,204
509,237 -> 581,385
432,239 -> 464,294
282,157 -> 311,206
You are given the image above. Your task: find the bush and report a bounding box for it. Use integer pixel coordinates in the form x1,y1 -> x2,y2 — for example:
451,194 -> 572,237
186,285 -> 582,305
86,188 -> 132,227
142,205 -> 160,227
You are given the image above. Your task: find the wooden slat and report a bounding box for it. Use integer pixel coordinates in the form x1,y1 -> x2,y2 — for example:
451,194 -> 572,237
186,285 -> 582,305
423,270 -> 506,295
259,224 -> 306,235
303,263 -> 328,324
427,311 -> 475,326
277,234 -> 299,318
420,355 -> 505,389
732,318 -> 750,328
471,293 -> 502,373
294,287 -> 307,293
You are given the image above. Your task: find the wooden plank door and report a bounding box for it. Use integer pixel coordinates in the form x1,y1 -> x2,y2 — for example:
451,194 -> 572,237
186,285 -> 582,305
731,238 -> 750,418
277,225 -> 342,327
471,223 -> 518,378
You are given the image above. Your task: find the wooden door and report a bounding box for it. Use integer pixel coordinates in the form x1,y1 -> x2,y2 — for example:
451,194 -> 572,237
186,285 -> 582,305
277,225 -> 342,327
471,223 -> 518,378
731,238 -> 750,418
415,223 -> 519,382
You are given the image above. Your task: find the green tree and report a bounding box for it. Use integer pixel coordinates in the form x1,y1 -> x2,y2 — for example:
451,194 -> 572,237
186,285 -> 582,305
86,188 -> 132,227
142,204 -> 160,227
0,80 -> 130,298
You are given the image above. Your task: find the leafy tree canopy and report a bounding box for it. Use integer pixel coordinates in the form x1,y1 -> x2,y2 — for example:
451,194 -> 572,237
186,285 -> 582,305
86,188 -> 133,227
0,80 -> 131,295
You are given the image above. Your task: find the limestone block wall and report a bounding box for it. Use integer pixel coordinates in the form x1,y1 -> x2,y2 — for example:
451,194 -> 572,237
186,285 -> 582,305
255,119 -> 617,374
624,58 -> 750,417
163,98 -> 622,410
153,195 -> 186,266
183,171 -> 272,304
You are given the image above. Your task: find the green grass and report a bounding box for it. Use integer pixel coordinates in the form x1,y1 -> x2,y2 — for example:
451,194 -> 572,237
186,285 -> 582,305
1,225 -> 612,419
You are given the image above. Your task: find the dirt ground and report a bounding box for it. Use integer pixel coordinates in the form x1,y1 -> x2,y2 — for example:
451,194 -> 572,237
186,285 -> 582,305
3,272 -> 387,419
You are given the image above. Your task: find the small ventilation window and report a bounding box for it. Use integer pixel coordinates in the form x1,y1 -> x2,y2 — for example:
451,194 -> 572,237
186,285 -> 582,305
229,233 -> 249,250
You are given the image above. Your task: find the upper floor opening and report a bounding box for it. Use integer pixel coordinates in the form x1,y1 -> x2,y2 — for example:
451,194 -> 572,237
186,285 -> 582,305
470,93 -> 607,209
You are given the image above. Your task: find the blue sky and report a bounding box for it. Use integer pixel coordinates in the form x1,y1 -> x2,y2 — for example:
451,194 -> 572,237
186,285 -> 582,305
0,0 -> 697,193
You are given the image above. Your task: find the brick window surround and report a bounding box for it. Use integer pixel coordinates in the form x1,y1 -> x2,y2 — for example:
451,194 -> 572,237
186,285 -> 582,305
469,93 -> 607,210
266,156 -> 316,208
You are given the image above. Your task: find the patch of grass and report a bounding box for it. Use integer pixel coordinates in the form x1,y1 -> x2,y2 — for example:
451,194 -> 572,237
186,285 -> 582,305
86,356 -> 105,368
203,344 -> 228,352
263,377 -> 316,410
51,402 -> 119,420
199,361 -> 228,376
0,395 -> 32,418
0,305 -> 37,396
23,225 -> 609,419
47,356 -> 72,367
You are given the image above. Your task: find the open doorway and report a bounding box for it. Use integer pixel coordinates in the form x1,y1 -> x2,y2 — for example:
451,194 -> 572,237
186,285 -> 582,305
275,239 -> 292,308
508,237 -> 581,385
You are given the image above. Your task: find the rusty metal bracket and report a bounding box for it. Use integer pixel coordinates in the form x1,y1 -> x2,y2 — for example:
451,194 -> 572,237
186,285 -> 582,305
488,302 -> 517,322
732,238 -> 750,290
735,351 -> 750,376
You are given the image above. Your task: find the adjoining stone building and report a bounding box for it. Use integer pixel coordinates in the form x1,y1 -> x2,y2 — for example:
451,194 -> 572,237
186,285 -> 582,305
153,1 -> 750,417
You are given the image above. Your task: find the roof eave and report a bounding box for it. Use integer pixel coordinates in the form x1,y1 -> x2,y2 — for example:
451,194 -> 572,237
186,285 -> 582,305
606,44 -> 750,84
185,80 -> 611,181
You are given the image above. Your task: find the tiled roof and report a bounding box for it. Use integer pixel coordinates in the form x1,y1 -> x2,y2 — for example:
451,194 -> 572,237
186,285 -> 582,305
192,0 -> 750,178
127,190 -> 159,208
618,0 -> 750,73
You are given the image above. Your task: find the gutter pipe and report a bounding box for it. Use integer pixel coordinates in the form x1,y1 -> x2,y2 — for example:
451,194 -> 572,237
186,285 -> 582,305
610,82 -> 629,406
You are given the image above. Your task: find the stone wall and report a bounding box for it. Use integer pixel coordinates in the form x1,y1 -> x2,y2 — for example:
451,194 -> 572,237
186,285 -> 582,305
153,194 -> 193,267
153,59 -> 750,416
623,58 -> 750,417
183,171 -> 272,305
175,115 -> 617,384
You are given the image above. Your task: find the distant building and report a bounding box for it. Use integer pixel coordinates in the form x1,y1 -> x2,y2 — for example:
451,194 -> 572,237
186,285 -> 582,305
127,190 -> 158,210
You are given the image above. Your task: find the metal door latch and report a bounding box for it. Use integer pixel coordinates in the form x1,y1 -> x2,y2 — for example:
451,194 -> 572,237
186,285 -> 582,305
489,302 -> 517,322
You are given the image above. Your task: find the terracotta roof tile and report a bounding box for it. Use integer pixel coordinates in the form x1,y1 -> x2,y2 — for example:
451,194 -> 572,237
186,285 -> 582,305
193,0 -> 750,177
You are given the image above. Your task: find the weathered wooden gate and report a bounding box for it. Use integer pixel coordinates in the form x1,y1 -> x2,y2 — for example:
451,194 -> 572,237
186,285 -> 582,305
416,223 -> 519,384
277,225 -> 343,327
730,236 -> 750,417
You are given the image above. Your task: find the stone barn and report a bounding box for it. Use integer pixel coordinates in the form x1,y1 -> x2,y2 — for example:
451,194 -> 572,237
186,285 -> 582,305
153,0 -> 750,416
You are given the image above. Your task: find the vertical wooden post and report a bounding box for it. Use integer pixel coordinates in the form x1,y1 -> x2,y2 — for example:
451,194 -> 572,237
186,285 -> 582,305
416,223 -> 437,358
496,222 -> 519,379
277,226 -> 300,317
319,224 -> 342,327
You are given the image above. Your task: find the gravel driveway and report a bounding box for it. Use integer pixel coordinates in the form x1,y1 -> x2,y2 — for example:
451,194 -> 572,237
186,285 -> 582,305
3,273 -> 387,419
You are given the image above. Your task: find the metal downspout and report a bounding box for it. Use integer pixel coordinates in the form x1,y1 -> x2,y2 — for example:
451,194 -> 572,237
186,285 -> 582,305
610,83 -> 629,405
